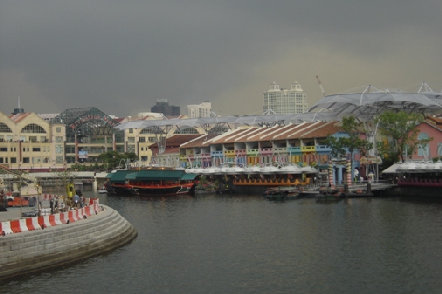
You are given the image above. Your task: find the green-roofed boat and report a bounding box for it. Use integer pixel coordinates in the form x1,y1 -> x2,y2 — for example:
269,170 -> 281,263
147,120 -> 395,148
106,168 -> 198,196
105,169 -> 136,195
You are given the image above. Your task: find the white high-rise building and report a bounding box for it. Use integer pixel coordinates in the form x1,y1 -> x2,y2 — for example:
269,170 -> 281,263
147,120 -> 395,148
187,102 -> 212,118
263,81 -> 309,115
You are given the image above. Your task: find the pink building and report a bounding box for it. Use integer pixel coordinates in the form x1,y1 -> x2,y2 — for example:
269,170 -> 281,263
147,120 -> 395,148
410,117 -> 442,161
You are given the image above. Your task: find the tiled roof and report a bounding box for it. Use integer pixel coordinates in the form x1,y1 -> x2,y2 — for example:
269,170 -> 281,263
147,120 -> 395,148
150,134 -> 201,148
181,122 -> 341,148
8,112 -> 32,123
181,134 -> 217,148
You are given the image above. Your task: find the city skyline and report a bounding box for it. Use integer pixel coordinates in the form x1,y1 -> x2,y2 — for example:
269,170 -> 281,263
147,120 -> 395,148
1,0 -> 442,117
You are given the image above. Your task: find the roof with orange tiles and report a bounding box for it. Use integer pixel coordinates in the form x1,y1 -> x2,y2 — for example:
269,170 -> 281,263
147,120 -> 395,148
206,127 -> 260,144
180,134 -> 217,148
8,112 -> 32,123
426,115 -> 442,126
182,122 -> 342,148
150,134 -> 201,149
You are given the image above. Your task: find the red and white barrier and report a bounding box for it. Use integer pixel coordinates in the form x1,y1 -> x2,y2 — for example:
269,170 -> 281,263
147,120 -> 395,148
1,198 -> 100,236
1,221 -> 13,235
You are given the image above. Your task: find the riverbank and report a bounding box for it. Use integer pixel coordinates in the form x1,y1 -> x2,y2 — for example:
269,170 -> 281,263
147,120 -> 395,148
0,204 -> 137,281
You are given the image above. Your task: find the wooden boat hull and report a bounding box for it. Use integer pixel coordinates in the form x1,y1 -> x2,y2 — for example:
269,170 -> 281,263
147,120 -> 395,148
131,183 -> 195,196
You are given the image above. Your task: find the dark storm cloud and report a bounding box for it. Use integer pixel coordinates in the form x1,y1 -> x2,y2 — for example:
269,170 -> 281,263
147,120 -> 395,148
1,0 -> 441,116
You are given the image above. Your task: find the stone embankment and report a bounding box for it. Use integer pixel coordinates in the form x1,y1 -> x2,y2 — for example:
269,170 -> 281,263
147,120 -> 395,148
0,204 -> 137,280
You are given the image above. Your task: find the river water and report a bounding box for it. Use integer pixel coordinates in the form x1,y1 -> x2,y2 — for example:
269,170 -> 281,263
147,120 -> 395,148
2,193 -> 442,294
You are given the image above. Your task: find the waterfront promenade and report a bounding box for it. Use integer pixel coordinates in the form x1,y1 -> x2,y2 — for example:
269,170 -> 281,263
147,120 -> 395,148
0,202 -> 137,281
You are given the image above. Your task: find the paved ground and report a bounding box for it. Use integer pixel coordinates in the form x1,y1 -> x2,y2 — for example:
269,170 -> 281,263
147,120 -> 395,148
0,207 -> 36,222
0,200 -> 50,222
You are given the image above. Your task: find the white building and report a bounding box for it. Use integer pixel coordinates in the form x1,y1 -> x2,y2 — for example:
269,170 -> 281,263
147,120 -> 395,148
187,102 -> 212,118
263,81 -> 309,115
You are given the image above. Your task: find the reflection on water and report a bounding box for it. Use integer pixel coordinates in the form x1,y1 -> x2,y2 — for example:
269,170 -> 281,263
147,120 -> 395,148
2,193 -> 442,294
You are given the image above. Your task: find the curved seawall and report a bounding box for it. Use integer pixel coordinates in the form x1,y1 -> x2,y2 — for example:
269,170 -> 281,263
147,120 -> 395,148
0,205 -> 137,280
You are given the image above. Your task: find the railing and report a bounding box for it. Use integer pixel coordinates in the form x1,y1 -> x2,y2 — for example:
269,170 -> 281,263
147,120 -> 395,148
316,145 -> 331,152
301,146 -> 316,152
224,150 -> 235,156
287,147 -> 302,154
234,149 -> 246,156
246,149 -> 259,156
260,148 -> 273,155
211,151 -> 223,157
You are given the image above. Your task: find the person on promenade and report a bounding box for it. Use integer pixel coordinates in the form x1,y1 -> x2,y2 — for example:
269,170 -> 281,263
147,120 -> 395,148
354,168 -> 359,183
73,193 -> 80,209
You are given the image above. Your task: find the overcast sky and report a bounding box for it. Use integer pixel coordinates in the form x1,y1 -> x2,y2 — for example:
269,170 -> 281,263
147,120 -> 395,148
1,0 -> 441,117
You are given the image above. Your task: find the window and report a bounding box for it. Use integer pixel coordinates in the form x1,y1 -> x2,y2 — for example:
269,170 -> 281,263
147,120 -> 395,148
438,143 -> 442,156
0,148 -> 7,152
129,128 -> 133,134
21,124 -> 46,134
174,127 -> 198,134
56,145 -> 64,154
56,136 -> 63,143
127,145 -> 135,153
56,127 -> 61,133
23,157 -> 30,163
10,157 -> 16,163
417,133 -> 430,157
139,137 -> 146,143
32,147 -> 41,152
56,156 -> 64,164
128,137 -> 135,143
0,123 -> 12,133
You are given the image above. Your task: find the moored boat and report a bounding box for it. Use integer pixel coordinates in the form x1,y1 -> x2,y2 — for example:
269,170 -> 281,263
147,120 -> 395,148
105,169 -> 136,195
263,186 -> 300,201
106,168 -> 197,196
382,161 -> 442,197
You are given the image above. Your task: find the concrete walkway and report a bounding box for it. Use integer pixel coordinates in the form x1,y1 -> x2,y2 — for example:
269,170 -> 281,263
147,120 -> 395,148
0,207 -> 38,222
0,199 -> 50,222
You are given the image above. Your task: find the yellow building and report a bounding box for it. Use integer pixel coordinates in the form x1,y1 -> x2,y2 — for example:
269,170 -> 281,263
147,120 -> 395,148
0,111 -> 65,171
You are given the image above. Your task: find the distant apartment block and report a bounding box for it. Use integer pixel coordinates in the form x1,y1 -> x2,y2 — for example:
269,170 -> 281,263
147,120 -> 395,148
151,99 -> 180,116
187,102 -> 212,118
263,81 -> 309,115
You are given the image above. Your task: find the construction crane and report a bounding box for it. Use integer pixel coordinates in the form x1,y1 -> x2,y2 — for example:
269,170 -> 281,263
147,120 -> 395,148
316,75 -> 326,97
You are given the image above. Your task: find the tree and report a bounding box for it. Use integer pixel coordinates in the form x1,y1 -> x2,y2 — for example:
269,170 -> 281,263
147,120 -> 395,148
376,110 -> 428,164
98,151 -> 137,171
324,116 -> 372,182
325,116 -> 372,160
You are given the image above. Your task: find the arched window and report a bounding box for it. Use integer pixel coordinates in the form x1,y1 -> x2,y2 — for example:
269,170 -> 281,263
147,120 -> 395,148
174,127 -> 198,134
21,123 -> 46,134
140,127 -> 164,134
417,132 -> 430,157
0,122 -> 12,133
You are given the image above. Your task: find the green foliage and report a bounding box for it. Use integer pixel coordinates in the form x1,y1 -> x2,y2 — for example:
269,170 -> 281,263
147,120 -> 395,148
324,116 -> 372,159
98,151 -> 137,171
376,111 -> 426,163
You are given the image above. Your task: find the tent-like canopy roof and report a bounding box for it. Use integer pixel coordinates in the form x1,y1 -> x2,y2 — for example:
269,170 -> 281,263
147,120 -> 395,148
116,85 -> 442,130
116,112 -> 341,130
308,86 -> 442,121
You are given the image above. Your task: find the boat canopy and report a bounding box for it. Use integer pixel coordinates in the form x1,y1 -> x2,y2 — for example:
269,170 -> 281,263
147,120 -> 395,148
106,170 -> 135,183
180,173 -> 198,181
382,161 -> 442,174
125,169 -> 187,181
